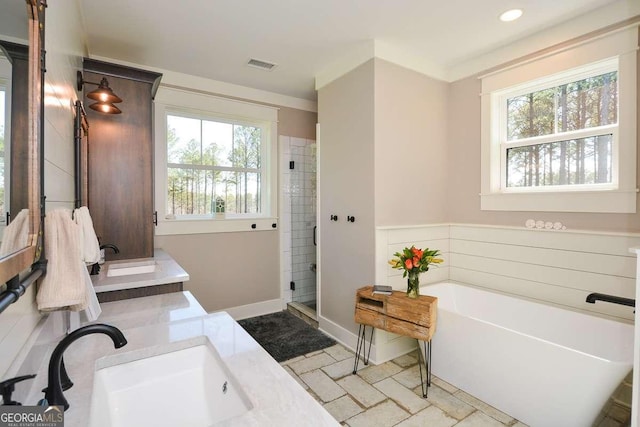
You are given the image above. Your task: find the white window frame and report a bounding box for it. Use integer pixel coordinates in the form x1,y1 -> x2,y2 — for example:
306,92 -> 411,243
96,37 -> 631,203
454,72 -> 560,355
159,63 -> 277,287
154,86 -> 278,234
480,27 -> 638,213
497,59 -> 619,192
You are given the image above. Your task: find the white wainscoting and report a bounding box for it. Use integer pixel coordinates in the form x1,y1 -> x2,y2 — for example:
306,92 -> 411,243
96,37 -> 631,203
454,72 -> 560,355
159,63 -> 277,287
375,224 -> 640,321
449,225 -> 640,321
375,224 -> 451,290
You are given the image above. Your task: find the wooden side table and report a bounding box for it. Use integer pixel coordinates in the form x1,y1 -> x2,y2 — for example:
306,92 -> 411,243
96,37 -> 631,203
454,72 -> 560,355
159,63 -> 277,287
353,285 -> 437,397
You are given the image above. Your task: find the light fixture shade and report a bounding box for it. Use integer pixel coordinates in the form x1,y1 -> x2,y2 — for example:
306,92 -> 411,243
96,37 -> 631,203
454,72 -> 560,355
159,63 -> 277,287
77,71 -> 124,114
89,101 -> 122,114
86,77 -> 123,104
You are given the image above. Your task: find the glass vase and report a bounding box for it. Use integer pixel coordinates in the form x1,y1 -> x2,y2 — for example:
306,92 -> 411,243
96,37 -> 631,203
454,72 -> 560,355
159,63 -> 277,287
407,271 -> 420,298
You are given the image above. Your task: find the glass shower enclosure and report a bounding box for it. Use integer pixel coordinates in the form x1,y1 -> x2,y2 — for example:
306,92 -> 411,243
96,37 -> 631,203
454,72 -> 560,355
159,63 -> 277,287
285,137 -> 317,313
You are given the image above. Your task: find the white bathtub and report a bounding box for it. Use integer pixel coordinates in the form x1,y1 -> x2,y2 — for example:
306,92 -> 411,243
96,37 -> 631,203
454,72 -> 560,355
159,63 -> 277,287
421,282 -> 633,427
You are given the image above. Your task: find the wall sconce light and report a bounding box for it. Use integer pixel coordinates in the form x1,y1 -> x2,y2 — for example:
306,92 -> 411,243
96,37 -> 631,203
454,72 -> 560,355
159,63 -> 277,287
76,71 -> 123,114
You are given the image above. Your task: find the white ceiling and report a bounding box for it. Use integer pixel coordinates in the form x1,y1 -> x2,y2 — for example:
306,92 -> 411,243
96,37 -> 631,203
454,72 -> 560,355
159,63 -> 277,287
4,1 -> 638,102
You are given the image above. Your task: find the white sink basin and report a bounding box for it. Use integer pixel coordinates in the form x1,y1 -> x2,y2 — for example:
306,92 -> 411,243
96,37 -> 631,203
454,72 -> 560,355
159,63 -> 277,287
88,337 -> 252,427
107,260 -> 157,277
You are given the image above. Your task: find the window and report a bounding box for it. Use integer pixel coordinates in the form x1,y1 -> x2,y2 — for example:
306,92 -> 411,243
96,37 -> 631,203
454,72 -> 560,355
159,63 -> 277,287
166,114 -> 265,217
501,64 -> 617,191
481,27 -> 637,213
155,86 -> 278,234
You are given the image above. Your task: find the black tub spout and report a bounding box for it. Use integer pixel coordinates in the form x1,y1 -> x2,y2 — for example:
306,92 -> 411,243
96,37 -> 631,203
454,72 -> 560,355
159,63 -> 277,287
585,293 -> 635,307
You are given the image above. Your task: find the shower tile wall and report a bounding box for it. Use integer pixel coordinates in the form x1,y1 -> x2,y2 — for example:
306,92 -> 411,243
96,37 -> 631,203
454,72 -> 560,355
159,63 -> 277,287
280,136 -> 317,306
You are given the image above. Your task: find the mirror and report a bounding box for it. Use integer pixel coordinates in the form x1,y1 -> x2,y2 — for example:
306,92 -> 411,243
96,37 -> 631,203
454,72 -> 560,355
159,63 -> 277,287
0,0 -> 42,283
0,41 -> 29,251
0,3 -> 30,255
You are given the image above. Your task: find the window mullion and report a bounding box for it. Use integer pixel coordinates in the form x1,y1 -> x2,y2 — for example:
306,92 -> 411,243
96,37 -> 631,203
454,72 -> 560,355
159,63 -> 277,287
168,163 -> 216,171
504,124 -> 618,149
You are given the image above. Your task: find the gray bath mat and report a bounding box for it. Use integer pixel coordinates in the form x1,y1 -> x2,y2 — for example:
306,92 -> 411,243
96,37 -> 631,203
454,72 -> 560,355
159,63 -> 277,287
238,311 -> 335,362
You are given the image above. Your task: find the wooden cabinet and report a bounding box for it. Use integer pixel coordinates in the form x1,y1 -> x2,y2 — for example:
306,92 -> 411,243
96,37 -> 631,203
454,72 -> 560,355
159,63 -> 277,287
353,285 -> 437,397
83,59 -> 162,260
354,286 -> 437,341
96,282 -> 183,303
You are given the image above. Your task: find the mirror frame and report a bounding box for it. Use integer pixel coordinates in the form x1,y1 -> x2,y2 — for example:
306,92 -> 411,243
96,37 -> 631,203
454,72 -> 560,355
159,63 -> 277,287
0,0 -> 42,284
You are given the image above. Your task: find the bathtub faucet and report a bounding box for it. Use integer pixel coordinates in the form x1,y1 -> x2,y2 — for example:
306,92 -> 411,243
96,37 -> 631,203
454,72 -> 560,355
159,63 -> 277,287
585,293 -> 635,307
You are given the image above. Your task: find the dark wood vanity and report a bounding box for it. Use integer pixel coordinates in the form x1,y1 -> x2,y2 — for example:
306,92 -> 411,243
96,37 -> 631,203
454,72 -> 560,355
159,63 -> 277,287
82,59 -> 162,260
96,282 -> 183,303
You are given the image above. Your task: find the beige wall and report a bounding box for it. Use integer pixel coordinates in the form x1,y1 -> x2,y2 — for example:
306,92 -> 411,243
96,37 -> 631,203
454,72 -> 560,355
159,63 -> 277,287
318,60 -> 376,334
374,59 -> 448,225
155,231 -> 279,313
447,45 -> 640,233
278,106 -> 317,140
0,0 -> 83,378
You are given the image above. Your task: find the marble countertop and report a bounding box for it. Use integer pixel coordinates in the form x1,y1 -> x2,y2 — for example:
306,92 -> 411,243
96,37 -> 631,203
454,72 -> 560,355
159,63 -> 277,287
91,249 -> 189,293
24,292 -> 338,426
93,290 -> 207,329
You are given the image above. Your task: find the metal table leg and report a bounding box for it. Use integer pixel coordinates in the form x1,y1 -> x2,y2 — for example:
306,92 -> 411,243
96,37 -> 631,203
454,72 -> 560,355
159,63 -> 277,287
352,324 -> 374,374
416,339 -> 432,398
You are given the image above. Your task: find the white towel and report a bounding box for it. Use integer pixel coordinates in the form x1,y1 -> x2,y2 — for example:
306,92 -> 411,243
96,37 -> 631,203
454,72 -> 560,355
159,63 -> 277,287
81,262 -> 102,321
73,206 -> 101,265
0,209 -> 30,257
37,209 -> 88,312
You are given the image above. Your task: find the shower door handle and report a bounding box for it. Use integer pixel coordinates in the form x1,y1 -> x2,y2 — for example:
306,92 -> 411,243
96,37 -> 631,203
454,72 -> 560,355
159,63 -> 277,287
313,226 -> 317,246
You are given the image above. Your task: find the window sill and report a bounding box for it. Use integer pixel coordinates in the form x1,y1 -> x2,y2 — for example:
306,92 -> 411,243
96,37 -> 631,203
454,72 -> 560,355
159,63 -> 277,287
155,217 -> 279,235
480,189 -> 637,213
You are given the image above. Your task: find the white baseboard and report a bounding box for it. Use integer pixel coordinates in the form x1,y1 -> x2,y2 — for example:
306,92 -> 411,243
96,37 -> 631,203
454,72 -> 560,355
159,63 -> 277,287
318,315 -> 416,365
220,298 -> 283,320
318,315 -> 359,352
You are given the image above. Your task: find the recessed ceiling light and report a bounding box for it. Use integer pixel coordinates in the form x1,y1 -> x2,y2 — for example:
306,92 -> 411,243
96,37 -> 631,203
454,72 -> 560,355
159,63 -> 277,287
499,8 -> 523,22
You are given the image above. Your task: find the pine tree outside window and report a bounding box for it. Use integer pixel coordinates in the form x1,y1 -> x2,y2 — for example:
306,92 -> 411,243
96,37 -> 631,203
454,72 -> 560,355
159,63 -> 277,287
499,64 -> 618,191
166,114 -> 264,218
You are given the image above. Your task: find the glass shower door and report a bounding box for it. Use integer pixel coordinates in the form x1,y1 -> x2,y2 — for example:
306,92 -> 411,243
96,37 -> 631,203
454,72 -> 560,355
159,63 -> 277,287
290,139 -> 317,310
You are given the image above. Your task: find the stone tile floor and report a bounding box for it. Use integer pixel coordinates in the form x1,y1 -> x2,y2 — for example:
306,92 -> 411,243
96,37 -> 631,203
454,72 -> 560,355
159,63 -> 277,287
281,343 -> 529,427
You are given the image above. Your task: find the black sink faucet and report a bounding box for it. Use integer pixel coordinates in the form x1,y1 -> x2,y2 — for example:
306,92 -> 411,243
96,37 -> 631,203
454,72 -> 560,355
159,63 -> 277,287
585,293 -> 635,307
100,244 -> 120,254
0,374 -> 36,405
44,324 -> 127,410
90,244 -> 120,275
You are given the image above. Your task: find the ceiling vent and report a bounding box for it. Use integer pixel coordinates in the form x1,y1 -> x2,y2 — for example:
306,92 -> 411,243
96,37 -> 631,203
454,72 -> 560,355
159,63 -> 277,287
247,58 -> 277,71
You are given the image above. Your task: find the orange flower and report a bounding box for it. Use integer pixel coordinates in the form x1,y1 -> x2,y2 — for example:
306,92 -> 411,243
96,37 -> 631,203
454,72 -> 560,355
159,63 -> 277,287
389,246 -> 443,278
